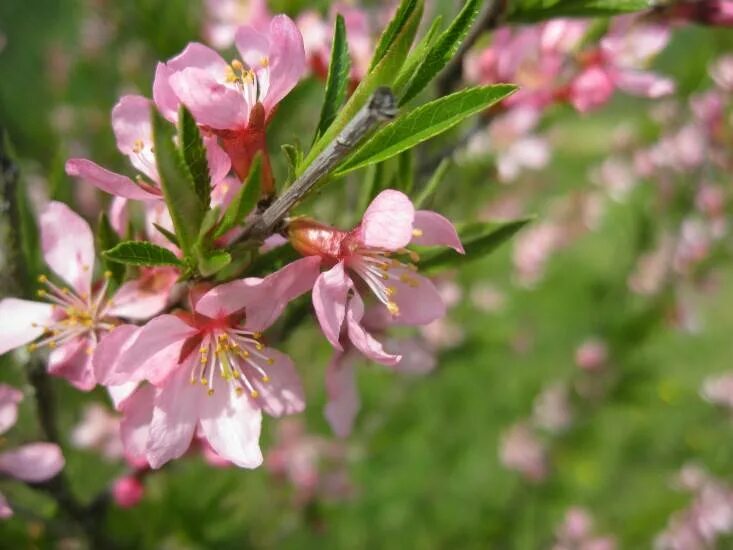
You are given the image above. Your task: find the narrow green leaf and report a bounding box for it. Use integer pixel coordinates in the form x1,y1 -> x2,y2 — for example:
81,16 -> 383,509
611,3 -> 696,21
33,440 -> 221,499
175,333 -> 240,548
336,84 -> 516,176
314,15 -> 351,141
281,144 -> 302,186
198,207 -> 221,241
415,157 -> 450,208
178,106 -> 211,207
356,162 -> 385,214
213,155 -> 262,239
104,241 -> 183,267
507,0 -> 652,22
392,15 -> 444,94
152,109 -> 204,256
395,150 -> 414,194
302,0 -> 423,171
421,218 -> 532,271
369,0 -> 418,71
97,213 -> 124,287
198,249 -> 232,277
153,223 -> 180,247
399,0 -> 481,105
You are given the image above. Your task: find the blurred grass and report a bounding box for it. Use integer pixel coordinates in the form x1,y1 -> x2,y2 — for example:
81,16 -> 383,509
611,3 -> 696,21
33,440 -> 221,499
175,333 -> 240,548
1,1 -> 733,548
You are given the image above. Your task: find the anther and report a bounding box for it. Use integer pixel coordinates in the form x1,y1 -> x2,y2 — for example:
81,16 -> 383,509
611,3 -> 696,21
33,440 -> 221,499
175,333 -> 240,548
412,228 -> 424,237
37,275 -> 47,283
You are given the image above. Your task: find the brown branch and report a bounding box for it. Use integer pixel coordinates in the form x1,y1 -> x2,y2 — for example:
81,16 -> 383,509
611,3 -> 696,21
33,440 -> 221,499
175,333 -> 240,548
436,0 -> 509,96
240,87 -> 397,242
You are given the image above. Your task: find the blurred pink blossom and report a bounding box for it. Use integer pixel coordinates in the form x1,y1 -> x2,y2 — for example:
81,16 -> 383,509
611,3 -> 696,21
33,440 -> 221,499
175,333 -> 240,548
112,475 -> 145,508
701,372 -> 733,409
553,507 -> 617,550
71,403 -> 124,461
204,0 -> 271,49
499,422 -> 548,482
533,383 -> 573,433
575,338 -> 609,372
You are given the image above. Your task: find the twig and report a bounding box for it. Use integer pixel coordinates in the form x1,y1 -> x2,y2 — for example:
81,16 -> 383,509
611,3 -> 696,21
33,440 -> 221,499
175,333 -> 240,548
436,0 -> 509,96
241,87 -> 397,241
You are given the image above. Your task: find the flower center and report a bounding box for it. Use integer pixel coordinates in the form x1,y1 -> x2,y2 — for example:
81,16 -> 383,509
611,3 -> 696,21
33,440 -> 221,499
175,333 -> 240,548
225,57 -> 270,105
192,328 -> 274,398
29,273 -> 116,353
346,246 -> 422,317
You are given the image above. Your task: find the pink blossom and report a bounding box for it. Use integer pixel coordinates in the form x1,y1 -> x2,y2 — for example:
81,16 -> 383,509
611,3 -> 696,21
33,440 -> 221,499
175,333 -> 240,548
71,403 -> 124,461
95,257 -> 321,468
701,372 -> 733,409
574,338 -> 609,372
66,95 -> 230,200
664,1 -> 733,26
154,16 -> 305,181
499,422 -> 548,482
204,0 -> 271,49
0,202 -> 174,390
553,507 -> 617,550
288,190 -> 463,365
0,384 -> 65,518
112,475 -> 145,508
569,18 -> 674,111
533,383 -> 573,433
591,157 -> 637,202
710,55 -> 733,90
513,221 -> 566,287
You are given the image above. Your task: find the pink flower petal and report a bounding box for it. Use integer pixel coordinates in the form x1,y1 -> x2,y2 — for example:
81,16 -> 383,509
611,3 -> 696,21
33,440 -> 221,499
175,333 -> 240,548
360,190 -> 415,250
0,442 -> 64,482
153,63 -> 179,122
167,42 -> 229,75
114,315 -> 196,385
251,348 -> 304,417
387,338 -> 437,375
0,492 -> 12,518
65,159 -> 161,200
111,95 -> 159,182
169,67 -> 248,130
0,385 -> 23,436
48,336 -> 97,391
568,66 -> 615,113
260,15 -> 306,110
324,352 -> 360,438
107,382 -> 139,411
0,298 -> 54,355
93,324 -> 140,386
120,384 -> 155,465
346,293 -> 401,366
204,135 -> 231,184
40,201 -> 96,296
146,366 -> 202,469
312,263 -> 351,350
106,272 -> 176,320
109,197 -> 129,237
390,272 -> 446,325
199,376 -> 263,468
195,277 -> 268,319
613,69 -> 675,98
412,210 -> 464,253
234,25 -> 271,70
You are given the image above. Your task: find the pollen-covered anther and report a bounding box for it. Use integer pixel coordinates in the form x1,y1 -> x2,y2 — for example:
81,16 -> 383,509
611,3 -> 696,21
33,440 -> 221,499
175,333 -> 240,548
250,389 -> 259,398
387,301 -> 400,315
385,286 -> 397,297
207,388 -> 215,396
132,139 -> 145,154
412,228 -> 424,237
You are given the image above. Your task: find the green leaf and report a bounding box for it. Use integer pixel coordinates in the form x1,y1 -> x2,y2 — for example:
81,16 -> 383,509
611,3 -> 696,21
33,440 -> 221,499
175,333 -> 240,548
153,109 -> 204,256
392,16 -> 444,94
314,15 -> 351,141
198,249 -> 232,277
153,223 -> 180,248
97,213 -> 124,287
507,0 -> 652,21
16,178 -> 41,278
213,155 -> 262,239
420,218 -> 532,271
398,0 -> 481,105
394,150 -> 414,194
302,0 -> 423,171
178,106 -> 211,207
356,162 -> 385,214
336,84 -> 516,176
198,207 -> 221,242
281,144 -> 302,187
246,245 -> 299,278
104,241 -> 183,267
369,0 -> 418,71
415,157 -> 450,208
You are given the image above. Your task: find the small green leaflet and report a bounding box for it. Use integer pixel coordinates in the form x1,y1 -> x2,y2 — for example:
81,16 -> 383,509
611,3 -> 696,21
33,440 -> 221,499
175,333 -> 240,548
335,84 -> 517,176
178,106 -> 211,207
398,0 -> 481,105
369,0 -> 418,71
420,218 -> 532,271
198,249 -> 232,277
314,14 -> 351,142
507,0 -> 652,21
103,241 -> 183,267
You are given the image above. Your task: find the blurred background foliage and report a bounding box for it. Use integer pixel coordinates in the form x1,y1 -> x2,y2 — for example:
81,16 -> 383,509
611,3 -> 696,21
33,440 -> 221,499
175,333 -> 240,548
1,0 -> 733,548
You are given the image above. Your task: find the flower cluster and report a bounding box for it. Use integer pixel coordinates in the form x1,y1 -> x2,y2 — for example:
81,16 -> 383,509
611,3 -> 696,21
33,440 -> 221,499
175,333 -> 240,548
0,13 -> 463,481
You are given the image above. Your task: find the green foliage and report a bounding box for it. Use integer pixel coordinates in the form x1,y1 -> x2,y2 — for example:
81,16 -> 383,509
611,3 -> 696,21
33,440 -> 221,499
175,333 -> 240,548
103,240 -> 183,267
336,85 -> 517,175
421,218 -> 533,271
314,15 -> 351,142
197,249 -> 232,277
369,0 -> 418,70
398,0 -> 482,105
213,155 -> 262,240
392,15 -> 444,94
178,106 -> 211,207
507,0 -> 653,22
415,157 -> 450,208
152,109 -> 204,257
302,0 -> 423,170
96,213 -> 125,287
152,223 -> 180,248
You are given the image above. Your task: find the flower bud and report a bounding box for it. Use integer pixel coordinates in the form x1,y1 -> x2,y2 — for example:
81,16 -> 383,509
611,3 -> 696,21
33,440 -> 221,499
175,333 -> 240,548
112,476 -> 145,508
287,218 -> 347,259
